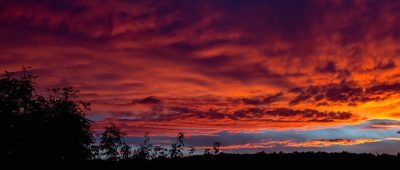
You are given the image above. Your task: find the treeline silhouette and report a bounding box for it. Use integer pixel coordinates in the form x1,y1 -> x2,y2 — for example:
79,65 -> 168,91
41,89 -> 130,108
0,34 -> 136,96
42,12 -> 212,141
1,68 -> 400,162
0,68 -> 222,161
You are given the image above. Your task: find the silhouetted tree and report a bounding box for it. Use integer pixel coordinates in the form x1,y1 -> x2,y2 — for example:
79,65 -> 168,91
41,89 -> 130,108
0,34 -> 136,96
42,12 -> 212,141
153,145 -> 168,159
134,133 -> 153,160
0,68 -> 93,160
189,147 -> 196,156
120,143 -> 132,160
99,123 -> 127,161
203,148 -> 211,156
90,143 -> 101,159
169,132 -> 185,158
213,142 -> 221,154
0,69 -> 34,159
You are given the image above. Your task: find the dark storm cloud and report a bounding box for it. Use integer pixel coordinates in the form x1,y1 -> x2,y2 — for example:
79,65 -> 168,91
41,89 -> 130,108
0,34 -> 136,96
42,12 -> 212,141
136,96 -> 162,104
2,0 -> 400,48
316,61 -> 337,74
373,60 -> 396,71
240,92 -> 283,105
289,81 -> 400,106
366,82 -> 400,95
106,106 -> 357,123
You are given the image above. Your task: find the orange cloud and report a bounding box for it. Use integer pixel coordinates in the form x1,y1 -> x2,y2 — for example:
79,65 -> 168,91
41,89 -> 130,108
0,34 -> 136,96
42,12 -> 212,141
287,138 -> 380,148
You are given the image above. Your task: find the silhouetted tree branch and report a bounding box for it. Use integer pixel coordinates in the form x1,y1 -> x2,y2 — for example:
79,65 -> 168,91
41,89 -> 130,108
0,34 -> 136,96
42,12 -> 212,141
98,123 -> 127,161
169,132 -> 185,158
134,133 -> 153,160
213,142 -> 221,155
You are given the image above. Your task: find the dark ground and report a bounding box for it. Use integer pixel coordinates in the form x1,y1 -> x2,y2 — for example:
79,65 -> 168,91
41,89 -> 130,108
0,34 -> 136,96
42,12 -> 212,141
78,152 -> 400,168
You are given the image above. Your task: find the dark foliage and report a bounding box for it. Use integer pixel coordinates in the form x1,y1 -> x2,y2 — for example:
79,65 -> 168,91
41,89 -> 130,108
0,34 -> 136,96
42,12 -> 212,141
72,152 -> 400,169
0,68 -> 93,160
133,133 -> 152,160
213,142 -> 221,154
189,147 -> 196,156
96,123 -> 130,161
169,132 -> 185,158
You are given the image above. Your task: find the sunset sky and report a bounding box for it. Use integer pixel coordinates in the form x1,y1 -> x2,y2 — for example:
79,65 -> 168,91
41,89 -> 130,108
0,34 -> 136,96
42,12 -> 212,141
2,0 -> 400,153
